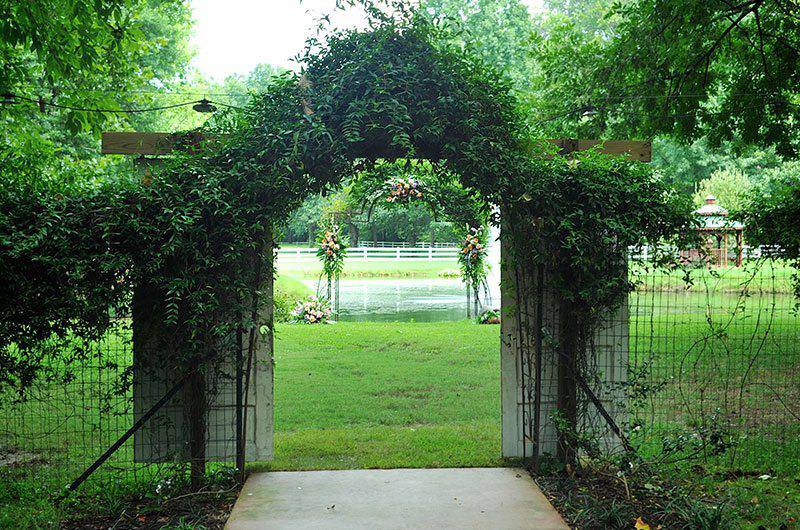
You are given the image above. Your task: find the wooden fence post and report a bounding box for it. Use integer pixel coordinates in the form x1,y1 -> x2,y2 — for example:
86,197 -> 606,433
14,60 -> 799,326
187,368 -> 206,490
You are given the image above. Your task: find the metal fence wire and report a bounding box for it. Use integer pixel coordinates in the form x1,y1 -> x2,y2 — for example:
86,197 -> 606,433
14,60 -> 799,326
0,316 -> 240,499
520,254 -> 799,472
625,256 -> 799,470
0,254 -> 798,501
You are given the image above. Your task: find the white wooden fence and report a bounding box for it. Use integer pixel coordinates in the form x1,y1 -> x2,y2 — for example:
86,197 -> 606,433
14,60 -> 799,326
277,246 -> 460,261
279,244 -> 774,264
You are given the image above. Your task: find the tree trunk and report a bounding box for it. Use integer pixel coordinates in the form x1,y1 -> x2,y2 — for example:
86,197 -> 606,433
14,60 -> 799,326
557,298 -> 579,468
349,222 -> 359,247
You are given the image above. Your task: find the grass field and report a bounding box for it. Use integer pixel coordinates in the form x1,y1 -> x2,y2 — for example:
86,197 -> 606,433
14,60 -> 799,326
267,319 -> 799,528
1,259 -> 799,528
266,322 -> 503,470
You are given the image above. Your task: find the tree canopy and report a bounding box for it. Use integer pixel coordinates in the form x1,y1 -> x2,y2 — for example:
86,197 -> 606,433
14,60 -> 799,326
1,0 -> 193,133
530,0 -> 800,155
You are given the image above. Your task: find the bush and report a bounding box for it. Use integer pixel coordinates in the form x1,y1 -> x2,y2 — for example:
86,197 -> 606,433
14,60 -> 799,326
476,309 -> 500,324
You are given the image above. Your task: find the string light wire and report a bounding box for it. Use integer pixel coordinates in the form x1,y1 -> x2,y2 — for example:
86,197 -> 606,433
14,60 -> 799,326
3,94 -> 247,114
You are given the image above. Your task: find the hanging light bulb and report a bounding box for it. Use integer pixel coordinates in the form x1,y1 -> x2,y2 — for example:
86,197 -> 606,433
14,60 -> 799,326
192,98 -> 216,113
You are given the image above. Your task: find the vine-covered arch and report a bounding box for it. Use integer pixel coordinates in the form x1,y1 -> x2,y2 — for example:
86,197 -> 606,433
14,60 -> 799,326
2,3 -> 685,489
305,157 -> 491,320
212,10 -> 533,229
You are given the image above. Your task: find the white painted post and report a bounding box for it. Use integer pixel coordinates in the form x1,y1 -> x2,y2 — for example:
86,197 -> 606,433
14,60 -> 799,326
133,240 -> 275,463
499,211 -> 629,459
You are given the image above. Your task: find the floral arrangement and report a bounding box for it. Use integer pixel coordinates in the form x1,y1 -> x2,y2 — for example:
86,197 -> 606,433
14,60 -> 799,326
385,177 -> 424,204
291,296 -> 332,324
316,223 -> 347,277
458,225 -> 488,271
459,225 -> 489,318
477,309 -> 501,325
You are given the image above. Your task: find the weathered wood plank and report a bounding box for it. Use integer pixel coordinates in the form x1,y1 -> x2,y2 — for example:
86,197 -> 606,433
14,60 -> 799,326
103,132 -> 651,161
575,139 -> 651,161
101,132 -> 178,155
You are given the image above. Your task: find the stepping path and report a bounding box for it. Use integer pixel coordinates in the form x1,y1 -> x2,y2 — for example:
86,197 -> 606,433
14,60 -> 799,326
225,467 -> 568,529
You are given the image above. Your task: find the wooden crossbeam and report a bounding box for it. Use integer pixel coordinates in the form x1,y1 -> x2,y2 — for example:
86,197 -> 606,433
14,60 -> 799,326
102,132 -> 178,155
102,132 -> 651,162
548,138 -> 651,162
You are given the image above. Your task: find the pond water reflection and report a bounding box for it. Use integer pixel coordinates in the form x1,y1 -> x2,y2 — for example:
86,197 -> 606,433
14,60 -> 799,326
304,278 -> 472,322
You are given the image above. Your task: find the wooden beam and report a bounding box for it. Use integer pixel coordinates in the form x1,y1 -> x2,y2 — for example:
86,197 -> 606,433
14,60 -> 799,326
548,138 -> 651,162
102,132 -> 651,162
102,132 -> 178,155
575,140 -> 650,161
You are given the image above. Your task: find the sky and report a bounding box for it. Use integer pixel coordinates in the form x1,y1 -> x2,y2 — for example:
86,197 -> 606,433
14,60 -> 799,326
190,0 -> 545,81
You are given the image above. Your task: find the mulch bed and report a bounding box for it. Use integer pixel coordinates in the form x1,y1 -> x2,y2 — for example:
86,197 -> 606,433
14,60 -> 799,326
62,484 -> 241,529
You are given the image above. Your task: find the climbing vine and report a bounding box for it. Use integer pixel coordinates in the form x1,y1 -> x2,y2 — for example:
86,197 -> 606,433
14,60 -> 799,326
0,3 -> 693,467
0,5 -> 523,395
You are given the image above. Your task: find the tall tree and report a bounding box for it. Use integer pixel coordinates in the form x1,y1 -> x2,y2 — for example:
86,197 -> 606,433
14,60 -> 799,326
423,0 -> 538,93
1,0 -> 193,133
1,0 -> 193,189
531,0 -> 800,155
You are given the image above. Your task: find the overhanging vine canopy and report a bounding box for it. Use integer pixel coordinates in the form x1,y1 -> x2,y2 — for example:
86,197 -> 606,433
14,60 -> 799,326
0,5 -> 690,397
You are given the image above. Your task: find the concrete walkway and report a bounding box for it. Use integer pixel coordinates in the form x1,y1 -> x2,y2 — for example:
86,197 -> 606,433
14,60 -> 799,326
225,467 -> 568,530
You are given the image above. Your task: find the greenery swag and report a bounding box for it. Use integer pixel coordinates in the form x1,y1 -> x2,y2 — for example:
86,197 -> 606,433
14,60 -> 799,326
0,2 -> 693,452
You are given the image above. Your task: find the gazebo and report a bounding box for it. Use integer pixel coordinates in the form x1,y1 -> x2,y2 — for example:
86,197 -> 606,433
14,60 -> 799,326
684,195 -> 745,267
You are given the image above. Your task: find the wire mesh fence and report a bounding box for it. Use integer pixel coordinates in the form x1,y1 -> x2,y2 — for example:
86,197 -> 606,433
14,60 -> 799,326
1,254 -> 798,506
0,314 -> 241,503
521,254 -> 800,472
626,256 -> 799,471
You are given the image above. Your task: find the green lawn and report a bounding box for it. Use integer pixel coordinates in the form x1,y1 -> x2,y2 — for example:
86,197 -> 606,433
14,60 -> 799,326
1,282 -> 799,528
263,321 -> 503,470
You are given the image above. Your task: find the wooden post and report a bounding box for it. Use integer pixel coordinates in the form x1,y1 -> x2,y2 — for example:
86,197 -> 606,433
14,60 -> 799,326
466,279 -> 472,319
187,368 -> 206,490
555,142 -> 579,466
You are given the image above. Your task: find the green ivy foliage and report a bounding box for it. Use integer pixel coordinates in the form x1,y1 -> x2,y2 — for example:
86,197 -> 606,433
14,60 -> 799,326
0,176 -> 140,391
506,152 -> 695,322
0,3 -> 692,397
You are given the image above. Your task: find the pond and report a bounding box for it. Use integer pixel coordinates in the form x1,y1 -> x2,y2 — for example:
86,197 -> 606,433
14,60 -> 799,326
303,278 -> 482,322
